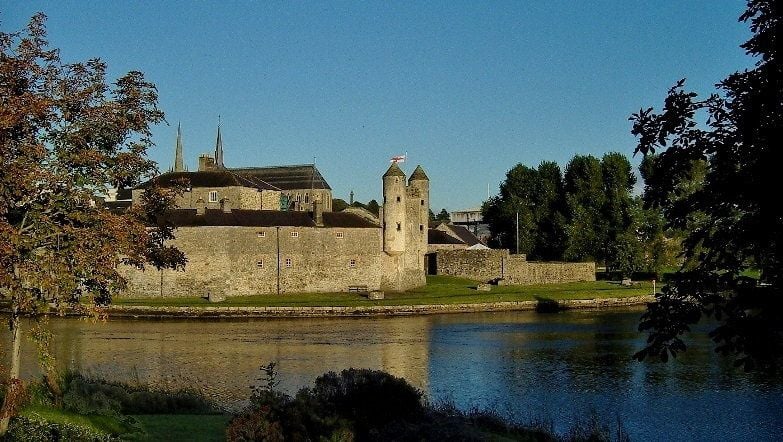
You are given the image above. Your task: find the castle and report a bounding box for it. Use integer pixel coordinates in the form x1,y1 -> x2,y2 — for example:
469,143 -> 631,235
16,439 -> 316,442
120,126 -> 429,297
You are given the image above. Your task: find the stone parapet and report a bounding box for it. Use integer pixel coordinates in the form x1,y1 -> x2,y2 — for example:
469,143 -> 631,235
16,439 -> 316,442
100,295 -> 653,319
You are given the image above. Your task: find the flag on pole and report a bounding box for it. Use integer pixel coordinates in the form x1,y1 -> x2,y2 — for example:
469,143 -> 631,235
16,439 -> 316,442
390,154 -> 406,163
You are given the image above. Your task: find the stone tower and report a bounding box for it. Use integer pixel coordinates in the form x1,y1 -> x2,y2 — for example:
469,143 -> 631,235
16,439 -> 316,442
382,162 -> 407,255
380,162 -> 429,291
407,165 -> 430,259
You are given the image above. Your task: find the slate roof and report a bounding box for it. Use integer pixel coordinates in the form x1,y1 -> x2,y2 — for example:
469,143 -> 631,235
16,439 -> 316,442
447,224 -> 482,246
138,171 -> 280,191
409,165 -> 429,181
428,229 -> 465,245
230,165 -> 331,190
383,162 -> 406,178
161,209 -> 379,228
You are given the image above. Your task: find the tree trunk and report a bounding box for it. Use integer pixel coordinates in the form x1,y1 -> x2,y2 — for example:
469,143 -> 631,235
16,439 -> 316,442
0,312 -> 22,435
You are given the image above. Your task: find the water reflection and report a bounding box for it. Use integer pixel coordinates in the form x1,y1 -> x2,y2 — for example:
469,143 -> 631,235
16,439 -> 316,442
1,309 -> 781,441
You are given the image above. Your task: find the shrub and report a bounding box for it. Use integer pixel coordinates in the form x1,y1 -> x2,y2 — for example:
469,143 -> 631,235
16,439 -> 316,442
308,368 -> 423,428
6,415 -> 117,442
60,372 -> 216,416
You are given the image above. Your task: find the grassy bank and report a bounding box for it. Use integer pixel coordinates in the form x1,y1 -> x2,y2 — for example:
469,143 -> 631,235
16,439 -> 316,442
6,369 -> 629,441
6,373 -> 229,441
114,275 -> 655,308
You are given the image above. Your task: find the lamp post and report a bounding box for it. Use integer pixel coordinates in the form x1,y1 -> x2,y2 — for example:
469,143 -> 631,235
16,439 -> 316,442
515,211 -> 519,255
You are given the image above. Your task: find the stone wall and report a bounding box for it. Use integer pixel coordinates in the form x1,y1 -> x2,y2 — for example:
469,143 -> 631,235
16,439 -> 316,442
133,186 -> 277,211
260,190 -> 282,210
434,249 -> 595,285
281,189 -> 332,211
427,243 -> 466,254
120,225 -> 383,297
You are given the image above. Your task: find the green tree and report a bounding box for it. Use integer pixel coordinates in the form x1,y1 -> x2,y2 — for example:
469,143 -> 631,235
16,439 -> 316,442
562,155 -> 605,261
366,199 -> 380,216
483,164 -> 538,254
0,14 -> 185,432
435,208 -> 451,223
332,198 -> 349,212
629,0 -> 782,369
534,161 -> 567,260
600,153 -> 638,273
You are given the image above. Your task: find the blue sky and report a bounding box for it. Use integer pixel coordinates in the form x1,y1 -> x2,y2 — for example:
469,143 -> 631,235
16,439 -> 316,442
4,1 -> 752,211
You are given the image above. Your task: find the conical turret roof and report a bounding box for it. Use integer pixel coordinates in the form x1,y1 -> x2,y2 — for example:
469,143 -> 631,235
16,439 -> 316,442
383,162 -> 406,178
409,165 -> 429,181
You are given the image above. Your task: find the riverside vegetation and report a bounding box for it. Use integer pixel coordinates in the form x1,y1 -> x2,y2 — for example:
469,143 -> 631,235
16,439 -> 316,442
0,367 -> 630,441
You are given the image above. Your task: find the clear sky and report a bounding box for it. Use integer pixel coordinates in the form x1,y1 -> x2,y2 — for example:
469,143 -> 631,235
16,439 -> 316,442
4,1 -> 752,211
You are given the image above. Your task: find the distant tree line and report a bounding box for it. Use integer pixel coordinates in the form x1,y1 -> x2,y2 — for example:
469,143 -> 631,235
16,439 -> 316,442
483,153 -> 679,276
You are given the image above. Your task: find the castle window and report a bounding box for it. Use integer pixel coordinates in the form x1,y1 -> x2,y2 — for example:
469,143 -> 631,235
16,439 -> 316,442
420,224 -> 424,231
421,199 -> 424,205
285,258 -> 292,268
396,196 -> 401,202
396,222 -> 401,231
208,191 -> 218,203
304,193 -> 309,204
257,231 -> 266,238
336,232 -> 344,239
290,231 -> 299,238
256,260 -> 263,268
349,259 -> 356,268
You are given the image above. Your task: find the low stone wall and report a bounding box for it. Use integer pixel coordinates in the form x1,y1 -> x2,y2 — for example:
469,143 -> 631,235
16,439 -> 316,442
507,261 -> 596,285
435,249 -> 595,284
102,295 -> 652,319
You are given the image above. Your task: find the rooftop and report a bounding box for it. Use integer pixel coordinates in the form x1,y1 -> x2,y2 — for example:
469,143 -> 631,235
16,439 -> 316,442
230,164 -> 331,190
159,209 -> 379,228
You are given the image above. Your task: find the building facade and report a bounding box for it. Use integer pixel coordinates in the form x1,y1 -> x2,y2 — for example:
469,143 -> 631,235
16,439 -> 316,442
120,161 -> 430,297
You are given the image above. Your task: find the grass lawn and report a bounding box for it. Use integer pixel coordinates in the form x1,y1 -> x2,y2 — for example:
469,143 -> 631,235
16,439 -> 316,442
18,406 -> 231,441
20,405 -> 135,435
113,275 -> 656,308
127,414 -> 232,441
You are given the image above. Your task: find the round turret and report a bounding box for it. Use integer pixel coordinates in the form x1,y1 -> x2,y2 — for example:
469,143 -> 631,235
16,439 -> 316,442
382,162 -> 407,255
408,165 -> 430,251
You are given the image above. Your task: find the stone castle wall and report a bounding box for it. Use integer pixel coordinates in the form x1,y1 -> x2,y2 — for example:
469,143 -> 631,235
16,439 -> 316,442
132,186 -> 280,211
120,225 -> 383,298
434,249 -> 595,285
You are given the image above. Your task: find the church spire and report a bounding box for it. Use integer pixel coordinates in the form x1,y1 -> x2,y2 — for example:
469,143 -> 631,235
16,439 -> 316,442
214,115 -> 224,168
174,122 -> 185,172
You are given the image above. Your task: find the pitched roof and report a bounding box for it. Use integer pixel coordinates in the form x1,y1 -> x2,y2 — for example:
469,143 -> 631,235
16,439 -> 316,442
230,165 -> 331,190
383,162 -> 405,178
428,229 -> 465,245
160,209 -> 378,228
138,171 -> 280,191
447,224 -> 482,246
409,165 -> 429,181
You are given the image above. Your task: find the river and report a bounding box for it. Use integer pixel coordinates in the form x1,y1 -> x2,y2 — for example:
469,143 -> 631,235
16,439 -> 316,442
2,308 -> 781,441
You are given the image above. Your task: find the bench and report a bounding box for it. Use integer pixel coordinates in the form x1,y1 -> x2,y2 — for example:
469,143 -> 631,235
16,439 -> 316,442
348,285 -> 369,293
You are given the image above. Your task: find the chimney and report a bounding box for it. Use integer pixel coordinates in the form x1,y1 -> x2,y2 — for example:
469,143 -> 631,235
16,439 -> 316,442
198,154 -> 216,171
221,198 -> 231,213
313,200 -> 324,226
